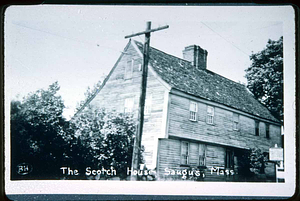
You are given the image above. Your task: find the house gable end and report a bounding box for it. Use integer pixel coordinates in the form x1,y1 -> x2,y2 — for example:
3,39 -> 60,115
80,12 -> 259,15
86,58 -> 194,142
74,40 -> 171,118
73,40 -> 137,116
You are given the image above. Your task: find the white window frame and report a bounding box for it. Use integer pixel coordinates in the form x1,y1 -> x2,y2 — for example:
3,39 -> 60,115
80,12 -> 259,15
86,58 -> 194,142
181,141 -> 189,165
124,59 -> 134,79
206,106 -> 214,124
189,101 -> 197,121
233,113 -> 239,131
144,93 -> 152,115
124,97 -> 134,113
198,144 -> 206,166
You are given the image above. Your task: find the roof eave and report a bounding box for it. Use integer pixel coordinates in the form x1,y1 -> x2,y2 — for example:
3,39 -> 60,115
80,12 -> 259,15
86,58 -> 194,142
132,40 -> 172,92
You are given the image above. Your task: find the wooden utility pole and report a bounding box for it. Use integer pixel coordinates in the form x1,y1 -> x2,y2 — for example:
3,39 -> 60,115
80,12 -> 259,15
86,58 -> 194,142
125,22 -> 169,181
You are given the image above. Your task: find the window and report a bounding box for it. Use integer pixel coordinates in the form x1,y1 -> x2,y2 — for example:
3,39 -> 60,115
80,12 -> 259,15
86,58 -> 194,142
225,149 -> 234,169
124,97 -> 134,113
144,94 -> 152,115
255,121 -> 259,136
266,124 -> 270,138
124,59 -> 133,79
206,106 -> 214,124
181,142 -> 189,165
233,113 -> 239,130
199,144 -> 206,166
189,101 -> 197,121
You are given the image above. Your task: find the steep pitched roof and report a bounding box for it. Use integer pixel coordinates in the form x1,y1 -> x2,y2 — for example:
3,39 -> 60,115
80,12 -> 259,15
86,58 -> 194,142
134,40 -> 280,123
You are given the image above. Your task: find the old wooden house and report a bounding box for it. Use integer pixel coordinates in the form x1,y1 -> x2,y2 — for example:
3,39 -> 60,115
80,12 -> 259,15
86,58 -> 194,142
76,40 -> 282,181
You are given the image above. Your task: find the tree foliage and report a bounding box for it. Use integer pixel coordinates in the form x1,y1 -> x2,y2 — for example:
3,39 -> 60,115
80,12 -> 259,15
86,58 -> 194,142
11,81 -> 139,180
75,79 -> 103,113
236,149 -> 253,178
11,82 -> 68,179
245,36 -> 283,122
236,148 -> 270,182
69,106 -> 141,179
249,148 -> 268,174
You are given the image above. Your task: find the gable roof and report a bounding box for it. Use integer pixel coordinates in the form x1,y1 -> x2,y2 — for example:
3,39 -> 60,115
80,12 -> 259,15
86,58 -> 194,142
133,40 -> 280,123
73,41 -> 132,117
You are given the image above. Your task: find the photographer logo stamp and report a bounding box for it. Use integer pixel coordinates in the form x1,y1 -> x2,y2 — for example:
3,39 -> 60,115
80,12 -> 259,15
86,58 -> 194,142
16,163 -> 33,175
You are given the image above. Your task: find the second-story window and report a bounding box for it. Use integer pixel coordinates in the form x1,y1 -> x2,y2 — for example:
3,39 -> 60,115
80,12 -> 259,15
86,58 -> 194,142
190,101 -> 198,121
124,97 -> 134,113
255,121 -> 259,136
124,59 -> 133,79
266,124 -> 270,138
233,113 -> 239,130
189,101 -> 197,121
206,106 -> 214,124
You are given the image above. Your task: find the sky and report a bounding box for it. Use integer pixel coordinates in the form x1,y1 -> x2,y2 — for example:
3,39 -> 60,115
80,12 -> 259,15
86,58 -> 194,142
5,5 -> 290,119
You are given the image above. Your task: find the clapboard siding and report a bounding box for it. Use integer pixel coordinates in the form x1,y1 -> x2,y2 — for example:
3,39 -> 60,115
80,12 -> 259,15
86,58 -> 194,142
204,145 -> 227,181
167,94 -> 282,152
157,138 -> 240,181
86,42 -> 167,168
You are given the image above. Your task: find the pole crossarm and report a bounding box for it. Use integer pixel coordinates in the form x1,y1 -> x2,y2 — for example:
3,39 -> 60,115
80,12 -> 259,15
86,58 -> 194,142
124,25 -> 169,39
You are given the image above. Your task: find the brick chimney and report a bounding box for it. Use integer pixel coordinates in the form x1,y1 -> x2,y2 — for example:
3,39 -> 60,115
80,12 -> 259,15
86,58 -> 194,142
182,45 -> 208,70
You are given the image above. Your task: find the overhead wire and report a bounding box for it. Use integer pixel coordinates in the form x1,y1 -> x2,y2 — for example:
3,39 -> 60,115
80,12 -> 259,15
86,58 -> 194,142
221,22 -> 282,39
201,22 -> 250,56
11,22 -> 134,56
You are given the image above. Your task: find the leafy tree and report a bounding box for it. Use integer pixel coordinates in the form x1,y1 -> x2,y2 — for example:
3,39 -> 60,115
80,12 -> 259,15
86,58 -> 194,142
75,78 -> 104,113
245,36 -> 283,122
249,148 -> 269,175
236,148 -> 271,182
11,82 -> 69,179
11,80 -> 141,180
237,149 -> 253,178
70,106 -> 142,179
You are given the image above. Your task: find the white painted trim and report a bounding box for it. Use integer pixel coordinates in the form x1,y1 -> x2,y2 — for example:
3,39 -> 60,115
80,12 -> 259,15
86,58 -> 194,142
170,88 -> 281,126
151,137 -> 159,169
189,101 -> 198,121
152,90 -> 170,169
131,40 -> 143,58
148,65 -> 172,91
162,90 -> 170,138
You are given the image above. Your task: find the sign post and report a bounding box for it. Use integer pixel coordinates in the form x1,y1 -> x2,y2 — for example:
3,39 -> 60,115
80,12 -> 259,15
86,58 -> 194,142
269,144 -> 283,161
269,144 -> 284,182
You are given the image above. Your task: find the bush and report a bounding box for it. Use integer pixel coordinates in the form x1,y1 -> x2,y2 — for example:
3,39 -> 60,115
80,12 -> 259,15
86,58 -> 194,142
69,106 -> 143,179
